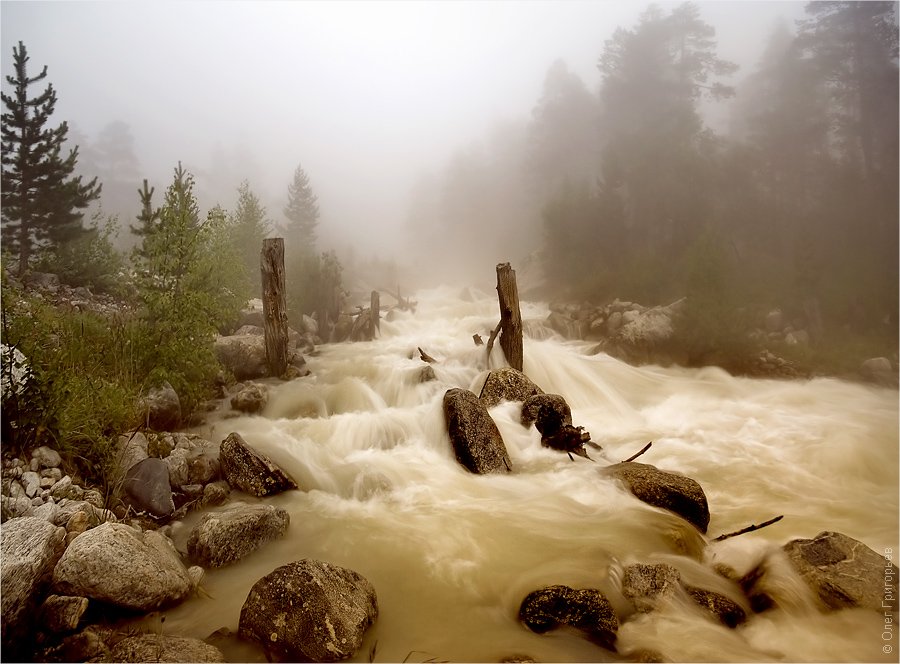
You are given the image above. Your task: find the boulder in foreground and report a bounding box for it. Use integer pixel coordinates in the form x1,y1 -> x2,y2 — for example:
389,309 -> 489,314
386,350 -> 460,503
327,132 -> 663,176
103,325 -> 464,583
443,388 -> 512,474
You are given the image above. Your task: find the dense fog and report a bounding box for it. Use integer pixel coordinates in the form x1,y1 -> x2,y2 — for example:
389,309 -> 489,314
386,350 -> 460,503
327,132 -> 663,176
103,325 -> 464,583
2,1 -> 897,327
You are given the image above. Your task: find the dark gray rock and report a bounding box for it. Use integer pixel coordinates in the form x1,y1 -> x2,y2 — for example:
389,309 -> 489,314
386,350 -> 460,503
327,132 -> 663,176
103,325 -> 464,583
521,393 -> 572,434
783,531 -> 898,612
123,457 -> 175,518
110,634 -> 225,662
605,462 -> 709,533
239,558 -> 378,662
219,432 -> 298,497
621,563 -> 681,612
479,367 -> 544,408
52,522 -> 194,611
519,585 -> 618,650
142,381 -> 182,431
443,388 -> 512,474
189,452 -> 220,485
40,594 -> 89,633
187,502 -> 290,568
201,481 -> 231,507
32,445 -> 62,469
1,517 -> 67,657
685,586 -> 746,627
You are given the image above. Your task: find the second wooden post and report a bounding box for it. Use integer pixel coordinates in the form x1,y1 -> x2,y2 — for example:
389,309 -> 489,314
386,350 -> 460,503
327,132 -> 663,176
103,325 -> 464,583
261,238 -> 289,377
495,262 -> 523,371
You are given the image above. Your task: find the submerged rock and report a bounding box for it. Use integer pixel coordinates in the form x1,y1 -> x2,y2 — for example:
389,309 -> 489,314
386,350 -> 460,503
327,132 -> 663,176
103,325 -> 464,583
239,558 -> 378,662
621,563 -> 681,613
110,634 -> 225,663
52,522 -> 194,611
230,382 -> 269,414
684,586 -> 747,627
519,585 -> 618,650
219,432 -> 298,497
187,502 -> 290,568
605,462 -> 710,533
443,388 -> 512,474
479,367 -> 544,408
520,393 -> 572,433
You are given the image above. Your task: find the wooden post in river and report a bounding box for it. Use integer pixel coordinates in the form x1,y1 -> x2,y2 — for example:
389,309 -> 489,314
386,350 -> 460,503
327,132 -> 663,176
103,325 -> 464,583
370,290 -> 380,337
261,238 -> 289,377
495,262 -> 523,371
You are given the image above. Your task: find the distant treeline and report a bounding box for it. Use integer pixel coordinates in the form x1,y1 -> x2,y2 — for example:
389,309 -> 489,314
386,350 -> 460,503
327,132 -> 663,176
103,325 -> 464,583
408,2 -> 898,342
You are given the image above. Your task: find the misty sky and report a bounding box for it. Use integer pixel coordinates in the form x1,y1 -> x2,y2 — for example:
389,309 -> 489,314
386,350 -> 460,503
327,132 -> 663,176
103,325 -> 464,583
1,1 -> 806,256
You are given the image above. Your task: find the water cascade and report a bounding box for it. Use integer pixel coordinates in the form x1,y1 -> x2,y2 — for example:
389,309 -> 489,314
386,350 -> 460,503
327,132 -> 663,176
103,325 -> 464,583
148,286 -> 897,662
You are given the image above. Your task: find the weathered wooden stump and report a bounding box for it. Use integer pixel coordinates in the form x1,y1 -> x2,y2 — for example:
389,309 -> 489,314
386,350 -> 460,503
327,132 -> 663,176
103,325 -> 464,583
496,262 -> 523,371
260,238 -> 289,377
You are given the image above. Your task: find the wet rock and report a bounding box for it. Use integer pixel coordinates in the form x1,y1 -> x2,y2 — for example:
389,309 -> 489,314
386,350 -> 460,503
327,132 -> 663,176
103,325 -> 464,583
783,531 -> 898,612
479,367 -> 544,408
187,502 -> 290,568
123,457 -> 175,518
419,365 -> 437,383
860,357 -> 896,386
47,626 -> 111,662
239,558 -> 378,662
40,594 -> 89,633
621,563 -> 681,612
443,388 -> 512,474
1,517 -> 67,657
202,481 -> 231,507
142,381 -> 182,431
165,447 -> 191,489
52,522 -> 194,611
220,432 -> 298,497
605,462 -> 710,533
189,453 -> 220,485
684,586 -> 746,627
110,634 -> 225,663
230,382 -> 269,413
519,585 -> 618,650
520,393 -> 572,434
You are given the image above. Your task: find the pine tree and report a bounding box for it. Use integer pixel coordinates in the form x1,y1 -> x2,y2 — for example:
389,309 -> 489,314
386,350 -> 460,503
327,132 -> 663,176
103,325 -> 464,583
230,180 -> 271,291
1,41 -> 100,274
283,163 -> 319,251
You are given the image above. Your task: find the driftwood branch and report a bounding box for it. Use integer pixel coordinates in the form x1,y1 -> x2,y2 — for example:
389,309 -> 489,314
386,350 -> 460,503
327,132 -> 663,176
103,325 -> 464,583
418,347 -> 437,363
623,441 -> 653,463
473,333 -> 483,346
712,515 -> 784,542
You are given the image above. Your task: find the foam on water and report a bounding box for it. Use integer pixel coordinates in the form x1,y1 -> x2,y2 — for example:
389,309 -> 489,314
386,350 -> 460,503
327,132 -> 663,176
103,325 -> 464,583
149,286 -> 897,662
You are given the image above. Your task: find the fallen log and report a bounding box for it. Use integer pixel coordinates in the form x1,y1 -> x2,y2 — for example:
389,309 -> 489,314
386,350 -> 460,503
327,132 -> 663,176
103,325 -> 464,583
418,347 -> 438,363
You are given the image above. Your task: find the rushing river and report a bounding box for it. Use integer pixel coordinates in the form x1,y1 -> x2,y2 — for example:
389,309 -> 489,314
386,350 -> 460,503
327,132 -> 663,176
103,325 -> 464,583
149,286 -> 898,662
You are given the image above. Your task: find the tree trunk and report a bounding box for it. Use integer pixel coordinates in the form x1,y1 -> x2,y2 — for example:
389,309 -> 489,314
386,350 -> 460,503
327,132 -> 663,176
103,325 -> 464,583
370,290 -> 380,337
260,238 -> 289,377
495,262 -> 523,371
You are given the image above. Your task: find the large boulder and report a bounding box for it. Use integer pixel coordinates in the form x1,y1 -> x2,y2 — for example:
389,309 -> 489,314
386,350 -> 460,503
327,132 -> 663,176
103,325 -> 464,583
519,585 -> 618,650
187,502 -> 290,568
219,432 -> 298,497
605,462 -> 709,533
860,357 -> 896,386
443,388 -> 512,474
214,334 -> 268,380
239,559 -> 378,662
52,522 -> 195,611
1,517 -> 67,656
110,634 -> 225,663
479,367 -> 544,408
141,381 -> 182,431
122,457 -> 175,518
783,531 -> 898,612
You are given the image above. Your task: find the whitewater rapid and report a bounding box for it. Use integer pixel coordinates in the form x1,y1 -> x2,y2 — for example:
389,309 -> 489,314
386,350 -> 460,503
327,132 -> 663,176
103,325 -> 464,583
147,286 -> 897,662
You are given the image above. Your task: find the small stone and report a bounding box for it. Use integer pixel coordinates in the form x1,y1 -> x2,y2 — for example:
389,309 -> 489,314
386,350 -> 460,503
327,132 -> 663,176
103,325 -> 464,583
22,471 -> 41,498
32,446 -> 62,469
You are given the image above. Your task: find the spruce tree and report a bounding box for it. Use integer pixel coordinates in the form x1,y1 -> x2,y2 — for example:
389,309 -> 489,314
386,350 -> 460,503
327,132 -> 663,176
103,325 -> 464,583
1,41 -> 100,274
283,163 -> 319,251
230,180 -> 271,289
